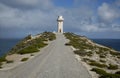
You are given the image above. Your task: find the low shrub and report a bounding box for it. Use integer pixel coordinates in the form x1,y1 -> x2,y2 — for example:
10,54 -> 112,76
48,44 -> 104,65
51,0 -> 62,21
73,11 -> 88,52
33,42 -> 47,48
82,58 -> 90,62
86,52 -> 93,56
6,60 -> 13,63
31,54 -> 34,56
108,64 -> 118,70
74,50 -> 87,56
0,56 -> 7,62
102,47 -> 110,51
8,32 -> 55,54
91,68 -> 107,75
89,61 -> 107,68
24,35 -> 32,40
117,56 -> 120,59
64,32 -> 95,50
42,32 -> 56,41
82,58 -> 95,63
91,68 -> 120,78
0,62 -> 2,68
17,46 -> 39,54
99,54 -> 106,58
0,66 -> 2,69
115,71 -> 120,75
110,51 -> 120,56
88,59 -> 96,63
49,35 -> 56,41
65,43 -> 71,46
99,59 -> 106,63
21,58 -> 29,61
100,74 -> 120,78
96,51 -> 101,54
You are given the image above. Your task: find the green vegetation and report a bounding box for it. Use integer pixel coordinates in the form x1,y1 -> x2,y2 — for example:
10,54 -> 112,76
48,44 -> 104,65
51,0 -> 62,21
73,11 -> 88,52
86,51 -> 93,56
17,46 -> 39,54
64,32 -> 95,57
117,56 -> 120,59
65,43 -> 71,46
0,55 -> 14,67
99,54 -> 106,58
91,68 -> 107,75
64,32 -> 111,57
6,60 -> 14,63
100,47 -> 110,52
74,50 -> 93,57
16,35 -> 48,54
110,51 -> 120,56
82,58 -> 96,63
41,32 -> 56,41
74,50 -> 86,56
24,34 -> 32,40
0,56 -> 7,62
108,64 -> 118,70
91,68 -> 120,78
64,33 -> 120,58
0,62 -> 2,68
21,58 -> 29,61
99,59 -> 106,63
89,61 -> 107,68
82,58 -> 90,62
64,32 -> 94,50
83,58 -> 107,68
0,32 -> 56,68
96,48 -> 108,58
9,32 -> 56,55
64,32 -> 120,78
31,54 -> 34,56
115,71 -> 120,75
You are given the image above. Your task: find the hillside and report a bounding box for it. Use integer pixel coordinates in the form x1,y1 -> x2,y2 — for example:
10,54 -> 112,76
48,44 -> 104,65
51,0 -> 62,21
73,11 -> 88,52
0,32 -> 56,69
0,32 -> 119,78
0,33 -> 91,78
64,32 -> 120,78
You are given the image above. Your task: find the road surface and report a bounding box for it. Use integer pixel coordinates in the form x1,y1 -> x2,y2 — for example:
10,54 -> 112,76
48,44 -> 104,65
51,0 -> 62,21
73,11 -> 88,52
0,33 -> 91,78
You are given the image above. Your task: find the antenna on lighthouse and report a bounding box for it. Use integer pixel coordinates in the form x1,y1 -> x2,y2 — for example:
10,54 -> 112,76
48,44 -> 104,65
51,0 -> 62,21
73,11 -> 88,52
57,16 -> 64,33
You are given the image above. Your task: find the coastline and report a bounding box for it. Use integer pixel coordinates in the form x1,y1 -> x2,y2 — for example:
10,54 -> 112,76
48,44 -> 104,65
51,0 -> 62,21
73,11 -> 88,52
64,33 -> 120,78
0,32 -> 56,70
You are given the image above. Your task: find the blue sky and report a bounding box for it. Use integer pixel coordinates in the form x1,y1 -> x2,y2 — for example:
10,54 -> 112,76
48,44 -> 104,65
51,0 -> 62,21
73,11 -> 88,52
0,0 -> 120,38
53,0 -> 74,8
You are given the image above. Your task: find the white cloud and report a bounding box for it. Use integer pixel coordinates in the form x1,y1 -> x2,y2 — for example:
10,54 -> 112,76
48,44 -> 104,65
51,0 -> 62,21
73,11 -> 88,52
80,24 -> 108,32
0,0 -> 120,38
112,24 -> 120,32
81,24 -> 98,32
0,0 -> 53,9
98,3 -> 120,22
115,0 -> 120,7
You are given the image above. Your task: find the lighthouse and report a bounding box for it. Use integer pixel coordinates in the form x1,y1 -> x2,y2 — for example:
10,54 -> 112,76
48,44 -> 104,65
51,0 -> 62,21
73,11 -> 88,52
57,16 -> 64,33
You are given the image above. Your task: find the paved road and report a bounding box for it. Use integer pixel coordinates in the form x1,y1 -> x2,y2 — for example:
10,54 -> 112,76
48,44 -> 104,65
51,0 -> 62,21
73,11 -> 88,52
0,33 -> 91,78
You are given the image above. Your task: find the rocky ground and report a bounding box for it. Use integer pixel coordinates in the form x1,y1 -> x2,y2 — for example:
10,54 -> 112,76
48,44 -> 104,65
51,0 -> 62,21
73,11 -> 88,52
64,32 -> 120,78
0,32 -> 119,78
0,33 -> 91,78
0,32 -> 56,70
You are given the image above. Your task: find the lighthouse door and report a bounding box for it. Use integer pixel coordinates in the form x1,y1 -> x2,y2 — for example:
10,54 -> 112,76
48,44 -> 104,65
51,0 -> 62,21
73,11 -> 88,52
59,29 -> 61,33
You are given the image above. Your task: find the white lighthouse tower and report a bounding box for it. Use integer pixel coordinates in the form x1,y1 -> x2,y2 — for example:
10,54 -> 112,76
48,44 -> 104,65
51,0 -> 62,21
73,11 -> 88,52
57,16 -> 64,33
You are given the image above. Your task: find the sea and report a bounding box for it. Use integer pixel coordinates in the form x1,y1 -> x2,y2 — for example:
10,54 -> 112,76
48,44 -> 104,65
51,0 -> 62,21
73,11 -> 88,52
0,39 -> 21,57
92,39 -> 120,52
0,38 -> 120,57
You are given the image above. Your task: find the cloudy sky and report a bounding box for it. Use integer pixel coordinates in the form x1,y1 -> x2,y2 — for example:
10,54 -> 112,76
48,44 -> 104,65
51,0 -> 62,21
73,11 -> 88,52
0,0 -> 120,38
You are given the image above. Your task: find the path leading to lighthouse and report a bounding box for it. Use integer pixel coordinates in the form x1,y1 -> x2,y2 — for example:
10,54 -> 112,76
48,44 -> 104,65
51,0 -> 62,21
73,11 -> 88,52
0,33 -> 91,78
